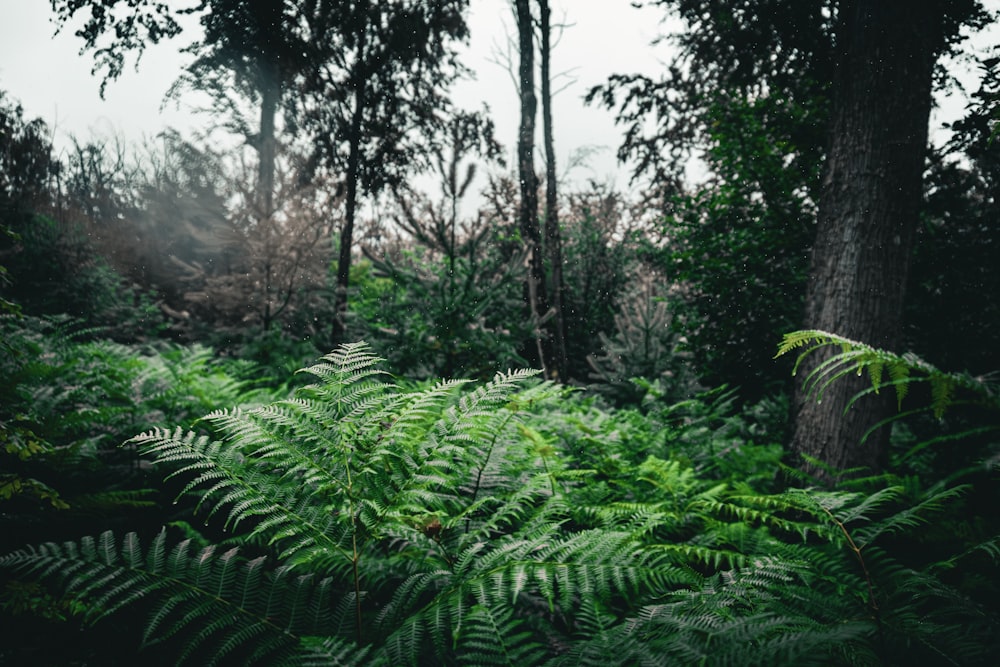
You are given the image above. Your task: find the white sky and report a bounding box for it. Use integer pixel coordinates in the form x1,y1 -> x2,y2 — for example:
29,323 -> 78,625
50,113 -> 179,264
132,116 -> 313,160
0,0 -> 995,199
0,0 -> 674,195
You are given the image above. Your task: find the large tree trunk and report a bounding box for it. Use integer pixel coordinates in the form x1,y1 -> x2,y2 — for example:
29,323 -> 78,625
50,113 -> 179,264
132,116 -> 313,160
791,0 -> 944,481
539,0 -> 568,381
514,0 -> 550,375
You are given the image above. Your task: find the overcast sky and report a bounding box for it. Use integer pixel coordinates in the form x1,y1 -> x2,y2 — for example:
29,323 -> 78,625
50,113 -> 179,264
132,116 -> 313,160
0,0 -> 677,195
0,0 -> 994,199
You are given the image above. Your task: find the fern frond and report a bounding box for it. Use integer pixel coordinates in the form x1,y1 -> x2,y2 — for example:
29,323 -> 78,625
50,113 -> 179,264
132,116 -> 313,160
852,485 -> 968,548
299,341 -> 386,384
647,542 -> 749,569
129,427 -> 351,564
545,598 -> 658,666
0,530 -> 339,665
456,603 -> 547,666
776,329 -> 1000,417
622,555 -> 876,666
295,635 -> 370,666
933,535 -> 1000,571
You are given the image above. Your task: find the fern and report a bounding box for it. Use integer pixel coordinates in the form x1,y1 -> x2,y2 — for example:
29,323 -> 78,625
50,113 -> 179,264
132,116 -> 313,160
457,603 -> 547,666
0,529 -> 336,665
4,342 -> 650,663
4,340 -> 999,664
776,329 -> 1000,417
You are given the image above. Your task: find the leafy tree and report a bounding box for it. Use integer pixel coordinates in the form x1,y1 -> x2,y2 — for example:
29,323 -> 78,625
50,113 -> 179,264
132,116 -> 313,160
590,0 -> 994,477
587,273 -> 698,405
790,0 -> 992,480
298,0 -> 473,340
352,111 -> 525,379
170,0 -> 310,215
49,0 -> 474,341
587,0 -> 834,189
559,183 -> 635,380
905,56 -> 1000,377
0,92 -> 161,338
587,1 -> 830,398
642,93 -> 821,398
49,0 -> 305,216
168,158 -> 335,336
0,90 -> 59,318
61,134 -> 142,226
126,130 -> 234,317
0,91 -> 58,222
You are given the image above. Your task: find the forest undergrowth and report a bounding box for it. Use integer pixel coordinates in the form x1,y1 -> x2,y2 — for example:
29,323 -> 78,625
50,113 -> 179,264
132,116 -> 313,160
2,322 -> 998,666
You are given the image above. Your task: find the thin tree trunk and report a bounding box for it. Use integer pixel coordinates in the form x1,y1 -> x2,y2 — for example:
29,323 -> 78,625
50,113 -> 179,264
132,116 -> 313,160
253,0 -> 283,218
539,0 -> 567,381
333,23 -> 369,343
791,0 -> 944,482
514,0 -> 550,375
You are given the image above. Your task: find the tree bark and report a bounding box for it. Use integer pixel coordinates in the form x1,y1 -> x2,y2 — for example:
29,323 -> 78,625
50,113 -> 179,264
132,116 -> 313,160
253,0 -> 283,218
791,0 -> 944,481
514,0 -> 550,375
333,16 -> 369,343
257,60 -> 279,217
539,0 -> 568,381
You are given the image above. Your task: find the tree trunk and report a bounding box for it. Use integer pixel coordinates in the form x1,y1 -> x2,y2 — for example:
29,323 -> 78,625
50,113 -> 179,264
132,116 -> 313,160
252,0 -> 283,218
791,0 -> 944,482
539,0 -> 568,382
257,60 -> 279,217
333,23 -> 369,343
514,0 -> 550,375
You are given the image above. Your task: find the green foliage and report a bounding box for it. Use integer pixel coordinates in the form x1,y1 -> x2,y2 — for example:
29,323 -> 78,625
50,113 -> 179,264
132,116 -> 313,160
586,274 -> 698,404
776,329 -> 1000,421
0,90 -> 57,221
0,315 -> 279,548
908,124 -> 1000,376
775,328 -> 1000,495
3,213 -> 165,340
7,344 -> 649,664
558,185 -> 636,380
4,530 -> 331,664
3,342 -> 998,664
640,93 -> 819,398
587,2 -> 830,398
350,247 -> 528,380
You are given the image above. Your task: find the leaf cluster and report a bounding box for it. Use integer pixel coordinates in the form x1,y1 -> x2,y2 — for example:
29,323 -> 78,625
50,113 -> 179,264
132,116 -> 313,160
776,329 -> 1000,422
3,342 -> 997,664
0,315 -> 279,545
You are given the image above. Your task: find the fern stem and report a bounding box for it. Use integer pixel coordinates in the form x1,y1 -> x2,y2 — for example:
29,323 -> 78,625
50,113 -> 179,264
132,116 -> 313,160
819,504 -> 887,662
344,447 -> 364,646
351,527 -> 362,646
466,410 -> 517,534
540,452 -> 557,496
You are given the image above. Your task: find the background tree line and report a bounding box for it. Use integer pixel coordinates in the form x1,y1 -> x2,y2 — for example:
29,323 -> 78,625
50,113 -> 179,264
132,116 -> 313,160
1,0 -> 997,508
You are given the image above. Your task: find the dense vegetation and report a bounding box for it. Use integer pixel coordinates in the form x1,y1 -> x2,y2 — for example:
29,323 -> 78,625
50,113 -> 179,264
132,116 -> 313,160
2,0 -> 1000,664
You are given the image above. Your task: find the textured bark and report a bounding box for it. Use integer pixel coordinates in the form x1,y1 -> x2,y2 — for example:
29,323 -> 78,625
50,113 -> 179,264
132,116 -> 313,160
514,0 -> 550,374
539,0 -> 568,381
791,0 -> 944,481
